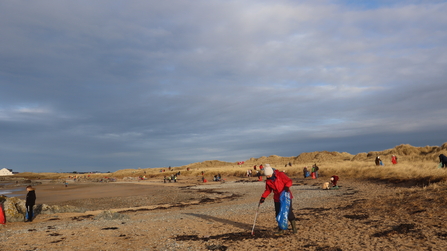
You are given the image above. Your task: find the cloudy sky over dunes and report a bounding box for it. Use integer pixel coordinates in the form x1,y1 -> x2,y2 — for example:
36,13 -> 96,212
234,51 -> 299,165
1,0 -> 446,172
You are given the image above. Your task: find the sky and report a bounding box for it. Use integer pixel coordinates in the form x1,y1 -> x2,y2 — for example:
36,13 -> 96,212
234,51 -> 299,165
1,0 -> 446,173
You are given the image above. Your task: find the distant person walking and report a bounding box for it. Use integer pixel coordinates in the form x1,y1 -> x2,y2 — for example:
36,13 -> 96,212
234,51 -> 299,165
439,154 -> 447,168
375,156 -> 381,166
25,185 -> 36,222
259,164 -> 297,235
391,155 -> 398,165
312,164 -> 319,178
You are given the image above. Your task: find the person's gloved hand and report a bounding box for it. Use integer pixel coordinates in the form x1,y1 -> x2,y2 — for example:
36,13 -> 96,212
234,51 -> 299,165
284,186 -> 290,192
260,197 -> 265,204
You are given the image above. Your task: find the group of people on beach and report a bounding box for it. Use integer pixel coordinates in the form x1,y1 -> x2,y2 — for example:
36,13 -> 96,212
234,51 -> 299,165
253,164 -> 264,170
15,152 -> 447,233
163,174 -> 178,183
302,164 -> 319,179
375,155 -> 399,166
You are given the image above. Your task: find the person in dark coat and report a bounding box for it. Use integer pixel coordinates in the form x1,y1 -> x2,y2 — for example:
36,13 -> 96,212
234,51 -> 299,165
313,163 -> 319,178
439,154 -> 447,168
25,185 -> 36,222
375,156 -> 381,166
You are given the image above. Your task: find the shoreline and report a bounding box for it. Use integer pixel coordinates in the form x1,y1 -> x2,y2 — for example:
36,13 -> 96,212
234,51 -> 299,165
0,187 -> 26,197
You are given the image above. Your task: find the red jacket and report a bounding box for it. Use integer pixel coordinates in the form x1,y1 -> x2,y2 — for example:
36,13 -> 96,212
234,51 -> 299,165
261,170 -> 293,202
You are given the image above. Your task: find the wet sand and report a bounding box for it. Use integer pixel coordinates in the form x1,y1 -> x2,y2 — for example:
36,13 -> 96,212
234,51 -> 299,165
17,182 -> 178,204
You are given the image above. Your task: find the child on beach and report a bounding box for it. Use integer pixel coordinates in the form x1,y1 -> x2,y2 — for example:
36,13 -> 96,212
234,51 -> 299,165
25,185 -> 36,222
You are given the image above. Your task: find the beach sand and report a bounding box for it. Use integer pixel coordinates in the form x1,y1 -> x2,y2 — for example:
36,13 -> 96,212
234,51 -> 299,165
1,176 -> 447,251
13,179 -> 206,211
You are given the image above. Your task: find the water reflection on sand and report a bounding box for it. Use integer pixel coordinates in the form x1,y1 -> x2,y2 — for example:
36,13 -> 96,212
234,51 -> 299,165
0,183 -> 26,197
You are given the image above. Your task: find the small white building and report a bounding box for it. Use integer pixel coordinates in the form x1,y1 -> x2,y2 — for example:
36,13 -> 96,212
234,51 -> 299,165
0,168 -> 14,176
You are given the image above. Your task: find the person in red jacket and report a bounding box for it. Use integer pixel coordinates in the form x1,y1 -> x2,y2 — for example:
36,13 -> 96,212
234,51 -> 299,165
330,175 -> 339,188
259,164 -> 297,234
391,155 -> 398,165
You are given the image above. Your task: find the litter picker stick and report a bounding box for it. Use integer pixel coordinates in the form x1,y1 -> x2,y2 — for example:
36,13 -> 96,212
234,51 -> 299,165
251,202 -> 261,235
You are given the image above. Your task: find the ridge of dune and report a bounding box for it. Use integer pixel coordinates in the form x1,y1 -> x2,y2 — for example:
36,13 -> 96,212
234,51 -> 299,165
183,142 -> 447,169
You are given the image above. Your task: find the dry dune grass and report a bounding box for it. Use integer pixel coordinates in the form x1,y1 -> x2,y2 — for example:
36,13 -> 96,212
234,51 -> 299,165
315,160 -> 447,184
11,142 -> 447,185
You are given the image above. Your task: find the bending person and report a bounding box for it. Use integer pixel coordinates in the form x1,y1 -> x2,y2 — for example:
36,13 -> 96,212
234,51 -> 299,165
259,164 -> 297,235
